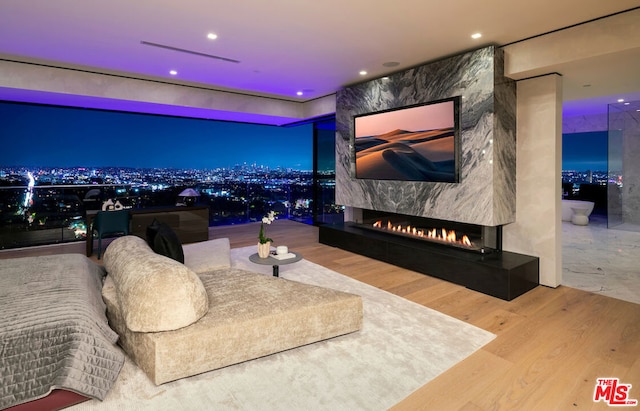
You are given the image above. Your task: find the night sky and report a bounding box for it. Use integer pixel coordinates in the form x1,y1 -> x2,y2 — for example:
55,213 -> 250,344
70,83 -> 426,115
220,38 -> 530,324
0,102 -> 313,170
562,131 -> 608,171
1,102 -> 607,172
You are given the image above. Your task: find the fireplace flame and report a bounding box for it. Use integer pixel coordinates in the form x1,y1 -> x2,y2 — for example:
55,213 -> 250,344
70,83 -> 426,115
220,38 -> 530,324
373,220 -> 474,248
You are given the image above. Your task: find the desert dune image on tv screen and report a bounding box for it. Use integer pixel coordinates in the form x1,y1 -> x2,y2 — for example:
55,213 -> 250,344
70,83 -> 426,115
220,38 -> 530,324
355,100 -> 456,182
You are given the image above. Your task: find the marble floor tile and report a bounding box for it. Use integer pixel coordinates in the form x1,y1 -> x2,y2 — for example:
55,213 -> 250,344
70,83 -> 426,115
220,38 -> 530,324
562,214 -> 640,305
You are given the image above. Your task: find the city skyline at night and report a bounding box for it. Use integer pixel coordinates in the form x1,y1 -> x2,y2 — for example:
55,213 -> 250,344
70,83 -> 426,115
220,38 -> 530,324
0,101 -> 339,250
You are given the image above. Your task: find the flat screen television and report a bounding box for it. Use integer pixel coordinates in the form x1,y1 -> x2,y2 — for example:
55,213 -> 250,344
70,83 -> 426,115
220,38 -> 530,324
354,97 -> 460,183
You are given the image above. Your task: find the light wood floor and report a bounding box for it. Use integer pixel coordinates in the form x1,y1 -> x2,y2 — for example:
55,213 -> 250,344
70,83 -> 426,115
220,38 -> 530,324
2,220 -> 639,410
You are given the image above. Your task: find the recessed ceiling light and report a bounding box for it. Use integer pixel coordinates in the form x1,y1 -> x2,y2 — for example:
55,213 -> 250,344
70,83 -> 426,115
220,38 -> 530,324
359,70 -> 367,76
169,70 -> 178,75
296,91 -> 303,96
618,98 -> 625,102
207,33 -> 218,40
471,33 -> 482,39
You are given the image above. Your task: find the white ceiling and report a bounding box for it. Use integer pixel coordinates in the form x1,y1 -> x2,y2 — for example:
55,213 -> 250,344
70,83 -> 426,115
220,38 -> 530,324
1,0 -> 639,119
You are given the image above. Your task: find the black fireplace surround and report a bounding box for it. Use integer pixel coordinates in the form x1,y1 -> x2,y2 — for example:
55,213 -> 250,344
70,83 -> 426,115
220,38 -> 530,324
319,211 -> 539,301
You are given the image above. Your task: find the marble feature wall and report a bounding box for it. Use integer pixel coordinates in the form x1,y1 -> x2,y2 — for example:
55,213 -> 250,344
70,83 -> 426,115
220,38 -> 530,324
335,46 -> 516,226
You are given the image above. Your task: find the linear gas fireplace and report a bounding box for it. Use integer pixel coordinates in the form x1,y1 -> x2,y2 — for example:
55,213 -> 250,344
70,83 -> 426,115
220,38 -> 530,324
319,209 -> 539,301
359,210 -> 501,254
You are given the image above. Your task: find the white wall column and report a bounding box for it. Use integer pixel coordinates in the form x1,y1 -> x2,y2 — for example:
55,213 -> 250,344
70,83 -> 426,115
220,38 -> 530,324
503,74 -> 563,287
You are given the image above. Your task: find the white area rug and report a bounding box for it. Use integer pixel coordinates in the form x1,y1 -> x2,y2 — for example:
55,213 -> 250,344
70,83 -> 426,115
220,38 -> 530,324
71,246 -> 495,411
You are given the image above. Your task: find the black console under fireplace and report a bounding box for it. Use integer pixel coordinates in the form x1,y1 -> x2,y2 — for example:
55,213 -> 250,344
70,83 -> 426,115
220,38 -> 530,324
319,217 -> 539,301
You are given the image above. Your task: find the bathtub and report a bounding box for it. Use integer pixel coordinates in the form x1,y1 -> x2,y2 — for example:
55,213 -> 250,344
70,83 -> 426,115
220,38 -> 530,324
561,199 -> 595,222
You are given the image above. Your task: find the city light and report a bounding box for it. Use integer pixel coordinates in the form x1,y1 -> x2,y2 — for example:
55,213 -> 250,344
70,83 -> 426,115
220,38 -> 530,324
0,164 -> 341,250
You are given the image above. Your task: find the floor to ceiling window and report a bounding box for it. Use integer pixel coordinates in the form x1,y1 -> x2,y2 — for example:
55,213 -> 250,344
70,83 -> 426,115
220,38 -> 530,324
561,130 -> 608,216
312,116 -> 343,225
0,101 -> 341,250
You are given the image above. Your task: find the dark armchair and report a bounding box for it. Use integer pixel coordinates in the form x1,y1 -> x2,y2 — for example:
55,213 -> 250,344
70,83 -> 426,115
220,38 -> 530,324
92,210 -> 130,259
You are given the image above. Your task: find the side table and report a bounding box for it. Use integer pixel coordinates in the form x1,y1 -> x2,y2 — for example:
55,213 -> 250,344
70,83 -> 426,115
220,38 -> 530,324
248,251 -> 303,277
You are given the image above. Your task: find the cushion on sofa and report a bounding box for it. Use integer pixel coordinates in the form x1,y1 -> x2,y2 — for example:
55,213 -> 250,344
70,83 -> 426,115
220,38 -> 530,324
102,235 -> 208,332
146,219 -> 184,263
182,238 -> 231,274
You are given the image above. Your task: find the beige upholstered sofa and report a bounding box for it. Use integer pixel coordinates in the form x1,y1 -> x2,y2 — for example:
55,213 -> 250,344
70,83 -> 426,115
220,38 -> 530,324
101,235 -> 363,385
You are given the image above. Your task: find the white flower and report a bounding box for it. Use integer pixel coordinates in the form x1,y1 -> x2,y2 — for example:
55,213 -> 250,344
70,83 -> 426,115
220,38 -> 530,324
259,211 -> 276,244
262,211 -> 275,224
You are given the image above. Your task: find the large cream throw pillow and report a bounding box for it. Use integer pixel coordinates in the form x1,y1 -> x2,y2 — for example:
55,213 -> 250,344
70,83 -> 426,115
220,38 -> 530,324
103,235 -> 209,332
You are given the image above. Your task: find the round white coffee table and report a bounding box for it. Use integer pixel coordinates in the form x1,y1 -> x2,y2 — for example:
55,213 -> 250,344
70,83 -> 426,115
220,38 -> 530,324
249,251 -> 303,277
